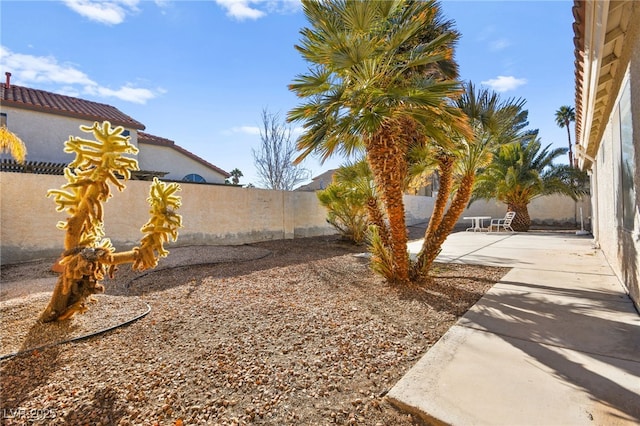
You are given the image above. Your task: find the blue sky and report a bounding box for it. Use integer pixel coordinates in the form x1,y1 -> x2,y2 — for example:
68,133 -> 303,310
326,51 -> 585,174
0,0 -> 576,188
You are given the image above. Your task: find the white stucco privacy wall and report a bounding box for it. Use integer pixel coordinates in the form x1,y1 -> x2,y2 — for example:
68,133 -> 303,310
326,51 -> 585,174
1,172 -> 589,264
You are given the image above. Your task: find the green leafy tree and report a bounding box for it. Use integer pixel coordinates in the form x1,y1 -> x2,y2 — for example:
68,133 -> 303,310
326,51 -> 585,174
40,121 -> 182,322
472,136 -> 588,231
555,105 -> 576,167
288,0 -> 466,283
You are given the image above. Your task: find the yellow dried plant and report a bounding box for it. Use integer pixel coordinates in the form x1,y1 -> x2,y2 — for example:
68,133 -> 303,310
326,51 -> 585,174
0,125 -> 27,164
40,121 -> 183,322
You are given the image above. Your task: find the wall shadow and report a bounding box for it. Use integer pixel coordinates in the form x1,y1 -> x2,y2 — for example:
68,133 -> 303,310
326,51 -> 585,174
461,287 -> 640,422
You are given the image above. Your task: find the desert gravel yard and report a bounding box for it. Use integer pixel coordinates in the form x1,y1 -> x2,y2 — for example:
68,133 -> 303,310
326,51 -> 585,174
0,236 -> 508,425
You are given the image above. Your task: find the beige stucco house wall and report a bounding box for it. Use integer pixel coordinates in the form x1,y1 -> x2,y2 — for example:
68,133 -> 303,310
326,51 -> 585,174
137,142 -> 227,184
0,105 -> 140,165
574,0 -> 640,309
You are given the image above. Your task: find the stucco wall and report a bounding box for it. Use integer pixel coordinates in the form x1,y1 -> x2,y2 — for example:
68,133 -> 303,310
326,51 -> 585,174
1,172 -> 592,264
0,106 -> 139,165
592,65 -> 640,308
137,143 -> 226,184
0,173 -> 337,264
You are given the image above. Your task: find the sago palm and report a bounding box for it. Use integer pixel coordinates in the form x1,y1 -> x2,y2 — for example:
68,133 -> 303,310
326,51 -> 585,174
316,159 -> 376,244
472,136 -> 587,231
288,0 -> 465,283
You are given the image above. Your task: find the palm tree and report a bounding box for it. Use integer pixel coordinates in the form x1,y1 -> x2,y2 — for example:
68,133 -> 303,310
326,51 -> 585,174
0,125 -> 27,164
316,159 -> 375,244
472,136 -> 587,231
288,0 -> 466,283
229,168 -> 243,185
555,105 -> 575,167
412,82 -> 529,277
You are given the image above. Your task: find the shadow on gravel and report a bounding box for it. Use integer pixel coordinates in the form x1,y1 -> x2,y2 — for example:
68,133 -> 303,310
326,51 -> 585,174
0,322 -> 70,415
108,236 -> 366,297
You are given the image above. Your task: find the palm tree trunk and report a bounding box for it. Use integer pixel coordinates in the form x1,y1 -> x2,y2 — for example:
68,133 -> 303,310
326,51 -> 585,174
565,124 -> 574,168
366,128 -> 409,284
366,197 -> 390,247
412,154 -> 454,278
415,173 -> 475,276
508,203 -> 531,231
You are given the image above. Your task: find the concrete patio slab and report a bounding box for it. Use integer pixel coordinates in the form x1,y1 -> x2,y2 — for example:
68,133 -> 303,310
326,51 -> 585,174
459,280 -> 640,363
389,231 -> 640,425
493,268 -> 627,300
388,325 -> 640,426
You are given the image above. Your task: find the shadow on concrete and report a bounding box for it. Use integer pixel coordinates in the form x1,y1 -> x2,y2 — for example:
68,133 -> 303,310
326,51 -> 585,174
463,287 -> 640,422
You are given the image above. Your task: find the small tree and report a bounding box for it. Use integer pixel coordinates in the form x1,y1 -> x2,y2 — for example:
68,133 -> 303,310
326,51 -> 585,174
226,168 -> 243,185
253,108 -> 309,190
40,121 -> 182,322
317,160 -> 375,244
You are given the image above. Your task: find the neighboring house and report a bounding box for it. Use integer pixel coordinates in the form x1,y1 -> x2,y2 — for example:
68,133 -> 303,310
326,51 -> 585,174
137,132 -> 229,183
0,75 -> 229,184
573,0 -> 639,309
295,169 -> 337,191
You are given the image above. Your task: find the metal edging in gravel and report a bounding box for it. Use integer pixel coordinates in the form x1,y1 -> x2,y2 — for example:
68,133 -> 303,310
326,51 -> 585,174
0,302 -> 151,361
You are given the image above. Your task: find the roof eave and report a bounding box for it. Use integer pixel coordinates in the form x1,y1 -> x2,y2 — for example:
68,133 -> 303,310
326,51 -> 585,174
1,99 -> 146,130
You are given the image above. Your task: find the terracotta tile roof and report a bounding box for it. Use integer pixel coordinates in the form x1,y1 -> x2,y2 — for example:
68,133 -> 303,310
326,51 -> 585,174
572,0 -> 585,152
138,132 -> 230,178
1,82 -> 145,130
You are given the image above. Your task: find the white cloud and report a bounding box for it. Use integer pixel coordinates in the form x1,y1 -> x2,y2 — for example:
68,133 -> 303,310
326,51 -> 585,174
227,126 -> 261,135
85,84 -> 164,104
213,0 -> 300,21
481,75 -> 527,92
0,46 -> 94,86
489,38 -> 511,51
214,0 -> 265,20
62,0 -> 140,25
1,46 -> 162,104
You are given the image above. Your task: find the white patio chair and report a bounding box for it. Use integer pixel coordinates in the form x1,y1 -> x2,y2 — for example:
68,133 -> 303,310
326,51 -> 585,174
489,211 -> 516,232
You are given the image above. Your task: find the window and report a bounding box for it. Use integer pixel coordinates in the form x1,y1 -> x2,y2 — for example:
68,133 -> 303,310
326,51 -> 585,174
122,130 -> 130,137
183,173 -> 206,183
619,80 -> 635,231
0,113 -> 6,127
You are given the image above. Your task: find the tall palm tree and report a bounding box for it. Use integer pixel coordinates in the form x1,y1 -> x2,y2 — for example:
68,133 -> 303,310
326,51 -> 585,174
472,136 -> 587,231
229,168 -> 243,185
555,105 -> 575,167
412,82 -> 529,277
288,0 -> 466,283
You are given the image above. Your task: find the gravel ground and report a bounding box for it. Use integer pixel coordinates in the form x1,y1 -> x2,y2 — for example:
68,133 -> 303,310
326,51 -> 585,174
0,235 -> 508,425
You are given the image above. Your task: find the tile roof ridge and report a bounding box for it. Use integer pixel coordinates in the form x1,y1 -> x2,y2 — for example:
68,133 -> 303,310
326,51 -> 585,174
0,81 -> 146,130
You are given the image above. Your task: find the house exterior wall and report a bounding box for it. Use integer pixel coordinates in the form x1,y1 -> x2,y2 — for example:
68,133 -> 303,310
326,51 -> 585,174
0,106 -> 139,164
591,66 -> 640,308
137,143 -> 227,184
578,2 -> 640,310
1,171 -> 593,264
